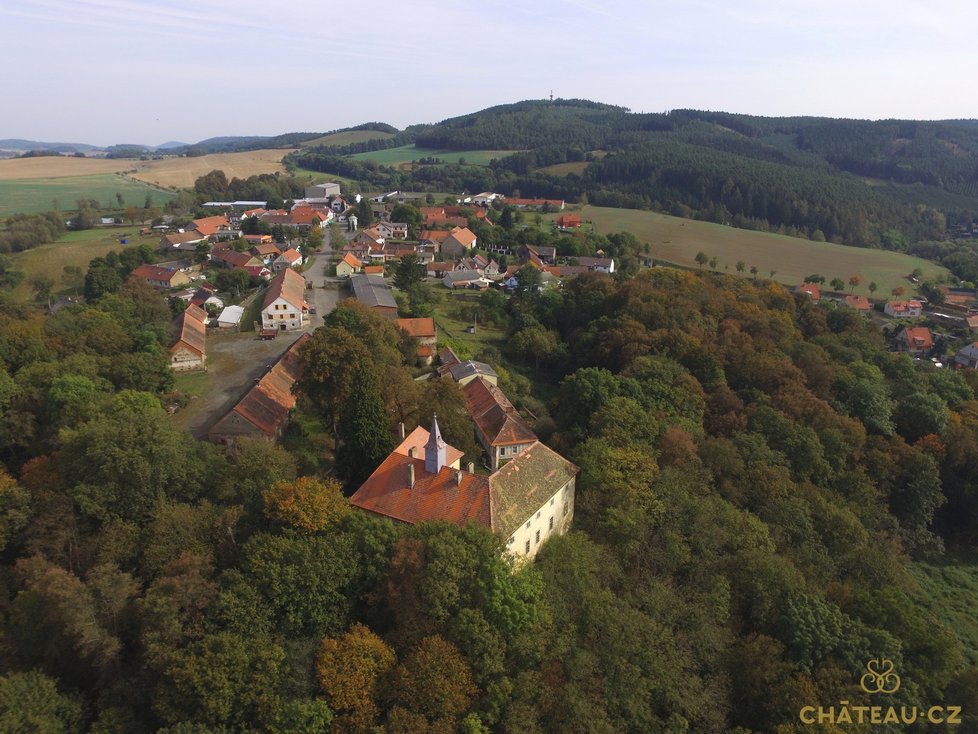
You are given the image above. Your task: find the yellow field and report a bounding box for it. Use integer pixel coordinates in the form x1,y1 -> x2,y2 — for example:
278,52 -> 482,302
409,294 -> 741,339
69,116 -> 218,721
0,149 -> 293,188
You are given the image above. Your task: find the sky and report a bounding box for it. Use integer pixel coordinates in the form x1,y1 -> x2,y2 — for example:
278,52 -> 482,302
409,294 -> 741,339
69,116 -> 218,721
2,0 -> 976,146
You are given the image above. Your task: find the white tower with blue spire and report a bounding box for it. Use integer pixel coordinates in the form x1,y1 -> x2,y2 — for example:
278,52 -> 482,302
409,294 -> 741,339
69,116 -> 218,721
424,413 -> 447,474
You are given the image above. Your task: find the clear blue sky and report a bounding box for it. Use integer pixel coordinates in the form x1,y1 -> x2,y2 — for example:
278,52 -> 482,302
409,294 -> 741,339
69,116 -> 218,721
3,0 -> 975,146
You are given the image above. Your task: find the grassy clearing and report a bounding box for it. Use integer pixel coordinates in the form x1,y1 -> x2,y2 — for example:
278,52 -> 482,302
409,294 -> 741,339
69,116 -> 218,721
0,173 -> 175,216
428,290 -> 504,356
169,370 -> 214,430
535,161 -> 590,176
10,227 -> 153,300
908,561 -> 978,666
544,205 -> 947,295
300,130 -> 396,147
288,167 -> 361,192
348,145 -> 515,168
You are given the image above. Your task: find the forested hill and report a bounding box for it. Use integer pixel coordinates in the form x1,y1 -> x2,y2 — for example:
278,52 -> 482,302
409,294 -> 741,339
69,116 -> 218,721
290,99 -> 978,248
417,100 -> 978,192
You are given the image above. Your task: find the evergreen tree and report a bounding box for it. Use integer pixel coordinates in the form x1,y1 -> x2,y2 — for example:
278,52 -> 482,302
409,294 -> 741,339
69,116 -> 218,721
336,369 -> 393,487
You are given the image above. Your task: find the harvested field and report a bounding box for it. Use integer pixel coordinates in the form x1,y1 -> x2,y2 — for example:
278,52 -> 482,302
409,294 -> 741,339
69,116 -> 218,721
0,148 -> 293,189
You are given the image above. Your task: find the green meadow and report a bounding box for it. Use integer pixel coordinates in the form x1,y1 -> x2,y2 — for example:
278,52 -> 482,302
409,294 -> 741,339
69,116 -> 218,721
0,173 -> 174,217
544,205 -> 947,295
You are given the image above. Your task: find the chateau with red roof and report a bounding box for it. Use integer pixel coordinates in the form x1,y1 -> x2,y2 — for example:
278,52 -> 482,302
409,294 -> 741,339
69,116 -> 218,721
350,417 -> 577,559
462,377 -> 538,469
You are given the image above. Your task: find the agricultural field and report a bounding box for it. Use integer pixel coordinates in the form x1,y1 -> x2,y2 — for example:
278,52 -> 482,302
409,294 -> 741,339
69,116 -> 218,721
0,173 -> 174,216
300,130 -> 396,147
347,145 -> 515,168
546,205 -> 947,295
9,226 -> 149,301
127,149 -> 293,188
0,149 -> 292,191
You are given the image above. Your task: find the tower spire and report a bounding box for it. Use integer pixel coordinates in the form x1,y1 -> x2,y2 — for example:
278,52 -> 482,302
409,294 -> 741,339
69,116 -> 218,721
424,413 -> 447,474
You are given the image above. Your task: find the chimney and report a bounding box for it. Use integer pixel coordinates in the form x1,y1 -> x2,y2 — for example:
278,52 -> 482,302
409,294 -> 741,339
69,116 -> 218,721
455,470 -> 463,485
468,462 -> 474,474
398,422 -> 405,441
408,463 -> 415,488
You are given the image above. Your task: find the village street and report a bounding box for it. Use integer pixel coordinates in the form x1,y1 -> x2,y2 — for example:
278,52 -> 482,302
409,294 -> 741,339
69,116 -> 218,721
181,230 -> 340,439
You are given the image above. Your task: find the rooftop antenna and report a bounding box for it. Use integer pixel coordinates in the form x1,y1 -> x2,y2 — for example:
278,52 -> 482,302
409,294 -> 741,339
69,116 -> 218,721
549,89 -> 554,104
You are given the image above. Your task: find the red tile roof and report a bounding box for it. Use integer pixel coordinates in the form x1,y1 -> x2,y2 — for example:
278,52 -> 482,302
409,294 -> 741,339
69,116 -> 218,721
262,267 -> 306,311
131,264 -> 183,284
463,377 -> 537,447
396,317 -> 436,339
192,215 -> 232,237
797,282 -> 821,301
845,294 -> 872,310
172,307 -> 207,358
363,265 -> 385,275
446,226 -> 477,247
212,248 -> 261,269
901,326 -> 933,351
278,248 -> 302,263
341,252 -> 362,268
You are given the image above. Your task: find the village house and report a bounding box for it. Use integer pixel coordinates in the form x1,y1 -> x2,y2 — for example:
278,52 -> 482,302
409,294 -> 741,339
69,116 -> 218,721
250,241 -> 280,263
191,215 -> 240,242
955,342 -> 978,368
261,267 -> 307,331
518,244 -> 556,266
352,227 -> 385,247
440,226 -> 478,259
208,334 -> 309,445
210,248 -> 262,270
462,377 -> 538,470
131,264 -> 192,289
272,248 -> 303,271
796,282 -> 821,302
349,417 -> 578,560
159,230 -> 207,253
336,252 -> 363,278
350,273 -> 398,317
884,299 -> 924,318
845,294 -> 872,312
576,256 -> 615,274
170,304 -> 207,371
396,317 -> 437,364
419,230 -> 449,254
443,269 -> 488,290
555,213 -> 581,228
448,360 -> 498,386
895,326 -> 933,356
426,262 -> 454,278
363,264 -> 385,276
374,221 -> 409,240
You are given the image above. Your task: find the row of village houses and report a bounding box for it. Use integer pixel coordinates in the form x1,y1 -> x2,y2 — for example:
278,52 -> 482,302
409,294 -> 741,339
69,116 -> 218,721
795,281 -> 978,366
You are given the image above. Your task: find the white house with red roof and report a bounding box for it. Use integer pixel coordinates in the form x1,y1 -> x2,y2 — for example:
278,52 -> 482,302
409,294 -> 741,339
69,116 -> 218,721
261,268 -> 307,331
884,299 -> 924,318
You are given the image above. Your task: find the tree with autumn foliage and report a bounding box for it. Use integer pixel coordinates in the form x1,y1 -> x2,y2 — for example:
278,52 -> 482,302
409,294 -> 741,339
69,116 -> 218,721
317,623 -> 396,732
263,476 -> 349,533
